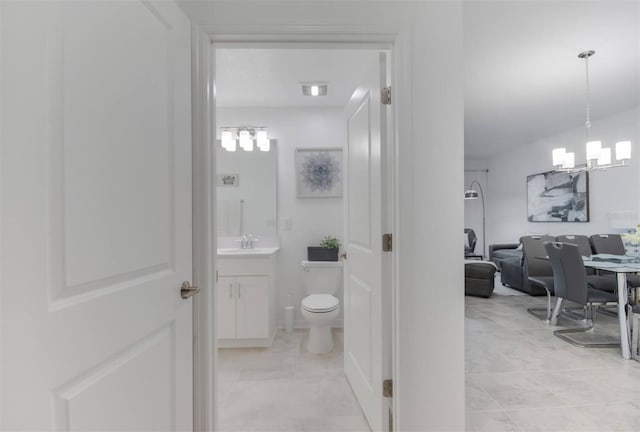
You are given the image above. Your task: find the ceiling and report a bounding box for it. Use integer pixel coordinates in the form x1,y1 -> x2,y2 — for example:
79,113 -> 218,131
464,1 -> 639,159
215,49 -> 380,108
180,1 -> 640,160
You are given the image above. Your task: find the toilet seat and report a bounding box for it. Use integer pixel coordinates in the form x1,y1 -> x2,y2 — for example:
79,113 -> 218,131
302,294 -> 339,313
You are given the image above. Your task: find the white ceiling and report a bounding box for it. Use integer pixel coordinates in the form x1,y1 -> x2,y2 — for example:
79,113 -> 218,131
464,1 -> 639,159
181,1 -> 640,160
215,49 -> 380,108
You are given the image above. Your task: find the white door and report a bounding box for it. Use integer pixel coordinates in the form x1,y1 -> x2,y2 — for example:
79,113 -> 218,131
343,61 -> 388,430
0,1 -> 193,429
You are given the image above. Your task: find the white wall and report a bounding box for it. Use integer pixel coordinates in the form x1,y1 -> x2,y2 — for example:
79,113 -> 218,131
487,107 -> 640,245
217,107 -> 346,327
183,2 -> 465,430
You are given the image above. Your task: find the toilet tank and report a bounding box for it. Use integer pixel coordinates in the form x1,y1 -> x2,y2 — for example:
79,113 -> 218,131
301,260 -> 343,295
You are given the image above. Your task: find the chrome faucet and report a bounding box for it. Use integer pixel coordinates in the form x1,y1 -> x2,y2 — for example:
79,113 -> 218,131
240,234 -> 256,249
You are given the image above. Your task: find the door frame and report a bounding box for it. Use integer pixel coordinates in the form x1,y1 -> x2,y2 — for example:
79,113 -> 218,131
191,23 -> 409,431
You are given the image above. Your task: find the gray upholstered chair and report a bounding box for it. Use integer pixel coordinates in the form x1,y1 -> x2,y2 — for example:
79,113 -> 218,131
589,233 -> 640,301
464,228 -> 478,257
500,235 -> 555,295
589,233 -> 626,255
545,241 -> 619,348
556,234 -> 617,294
630,304 -> 640,361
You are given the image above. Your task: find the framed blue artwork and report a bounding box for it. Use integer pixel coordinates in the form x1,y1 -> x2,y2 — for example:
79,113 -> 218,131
295,148 -> 343,198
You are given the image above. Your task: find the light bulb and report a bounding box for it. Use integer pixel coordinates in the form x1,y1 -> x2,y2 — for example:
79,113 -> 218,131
597,147 -> 611,166
311,85 -> 319,96
239,130 -> 253,151
616,141 -> 631,160
256,130 -> 269,151
221,130 -> 234,151
586,140 -> 602,162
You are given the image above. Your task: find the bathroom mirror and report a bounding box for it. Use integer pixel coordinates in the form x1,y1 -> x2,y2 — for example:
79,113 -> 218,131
216,141 -> 277,239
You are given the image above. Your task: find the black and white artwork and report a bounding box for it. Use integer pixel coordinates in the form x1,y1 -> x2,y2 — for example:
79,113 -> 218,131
527,170 -> 589,222
295,148 -> 343,198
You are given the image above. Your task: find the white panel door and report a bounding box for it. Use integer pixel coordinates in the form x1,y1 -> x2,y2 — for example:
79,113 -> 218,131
0,1 -> 193,430
343,84 -> 385,430
236,276 -> 270,339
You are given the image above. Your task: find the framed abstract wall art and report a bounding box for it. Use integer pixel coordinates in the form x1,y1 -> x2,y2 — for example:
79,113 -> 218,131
526,170 -> 589,222
295,148 -> 343,198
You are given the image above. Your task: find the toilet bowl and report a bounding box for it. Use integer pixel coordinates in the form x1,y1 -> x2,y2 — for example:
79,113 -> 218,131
300,260 -> 343,354
301,294 -> 340,353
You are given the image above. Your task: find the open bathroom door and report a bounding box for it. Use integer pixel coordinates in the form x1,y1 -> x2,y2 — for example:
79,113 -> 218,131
343,52 -> 390,431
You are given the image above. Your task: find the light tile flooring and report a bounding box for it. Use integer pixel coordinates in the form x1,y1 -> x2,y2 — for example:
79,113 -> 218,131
466,276 -> 640,432
217,275 -> 640,432
217,329 -> 369,431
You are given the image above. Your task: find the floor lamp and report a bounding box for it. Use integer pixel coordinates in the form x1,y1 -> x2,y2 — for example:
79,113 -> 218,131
464,180 -> 485,258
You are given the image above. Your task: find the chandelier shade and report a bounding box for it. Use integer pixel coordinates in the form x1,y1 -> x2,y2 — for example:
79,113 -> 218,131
551,50 -> 631,172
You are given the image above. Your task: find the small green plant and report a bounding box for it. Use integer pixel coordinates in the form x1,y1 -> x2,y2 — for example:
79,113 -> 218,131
320,235 -> 341,249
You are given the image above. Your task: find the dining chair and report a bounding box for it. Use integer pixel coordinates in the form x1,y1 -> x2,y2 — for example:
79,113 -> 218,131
630,304 -> 640,361
545,241 -> 619,348
589,234 -> 640,303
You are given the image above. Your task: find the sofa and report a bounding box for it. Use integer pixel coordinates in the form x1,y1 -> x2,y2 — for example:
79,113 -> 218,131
488,243 -> 521,269
490,234 -> 628,296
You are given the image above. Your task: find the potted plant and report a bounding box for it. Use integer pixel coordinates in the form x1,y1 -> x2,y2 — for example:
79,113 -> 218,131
307,236 -> 341,261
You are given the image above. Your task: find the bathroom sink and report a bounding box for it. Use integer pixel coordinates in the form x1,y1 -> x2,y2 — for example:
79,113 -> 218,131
217,247 -> 279,256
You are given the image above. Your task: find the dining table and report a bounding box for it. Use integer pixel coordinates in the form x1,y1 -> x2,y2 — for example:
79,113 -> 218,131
582,258 -> 640,360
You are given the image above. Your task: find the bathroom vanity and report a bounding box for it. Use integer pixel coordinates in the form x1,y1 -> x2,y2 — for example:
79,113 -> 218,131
216,247 -> 279,348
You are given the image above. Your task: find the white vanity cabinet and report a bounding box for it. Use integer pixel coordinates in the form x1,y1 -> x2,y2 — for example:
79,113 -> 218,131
216,252 -> 277,347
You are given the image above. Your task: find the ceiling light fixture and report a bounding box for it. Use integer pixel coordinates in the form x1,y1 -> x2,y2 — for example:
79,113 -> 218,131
219,127 -> 271,152
552,50 -> 632,172
301,82 -> 328,96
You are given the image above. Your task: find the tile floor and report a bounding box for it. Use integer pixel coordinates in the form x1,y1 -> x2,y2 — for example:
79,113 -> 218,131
217,275 -> 640,432
466,276 -> 640,432
217,329 -> 369,431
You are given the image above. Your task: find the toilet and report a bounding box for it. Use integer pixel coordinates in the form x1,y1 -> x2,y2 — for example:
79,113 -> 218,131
300,260 -> 342,354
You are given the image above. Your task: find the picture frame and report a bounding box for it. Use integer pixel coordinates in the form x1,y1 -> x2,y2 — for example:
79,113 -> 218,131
217,173 -> 240,187
295,148 -> 343,198
526,170 -> 589,222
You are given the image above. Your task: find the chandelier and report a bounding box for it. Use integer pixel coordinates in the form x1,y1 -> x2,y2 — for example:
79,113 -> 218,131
552,50 -> 631,172
220,127 -> 270,152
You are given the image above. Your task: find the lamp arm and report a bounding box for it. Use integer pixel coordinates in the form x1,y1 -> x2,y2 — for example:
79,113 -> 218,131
467,180 -> 486,258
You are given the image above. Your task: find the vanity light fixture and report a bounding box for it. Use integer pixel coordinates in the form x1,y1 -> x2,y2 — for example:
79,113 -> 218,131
219,127 -> 271,152
552,50 -> 632,172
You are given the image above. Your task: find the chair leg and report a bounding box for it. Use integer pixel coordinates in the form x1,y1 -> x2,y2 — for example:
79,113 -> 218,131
553,304 -> 620,349
549,297 -> 564,326
527,286 -> 552,323
632,312 -> 640,361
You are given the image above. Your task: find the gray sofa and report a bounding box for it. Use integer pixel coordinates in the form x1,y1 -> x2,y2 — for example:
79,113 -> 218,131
489,243 -> 521,269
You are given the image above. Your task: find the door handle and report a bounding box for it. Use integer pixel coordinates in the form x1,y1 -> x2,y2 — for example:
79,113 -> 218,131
180,281 -> 200,299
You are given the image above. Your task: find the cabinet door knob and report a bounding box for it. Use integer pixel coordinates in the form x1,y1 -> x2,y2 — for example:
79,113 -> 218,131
180,281 -> 200,299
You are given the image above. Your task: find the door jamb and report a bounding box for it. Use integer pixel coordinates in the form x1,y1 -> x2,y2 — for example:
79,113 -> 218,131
191,24 -> 409,432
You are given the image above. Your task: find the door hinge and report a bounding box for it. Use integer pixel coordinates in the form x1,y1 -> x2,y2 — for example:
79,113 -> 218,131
381,86 -> 391,105
383,379 -> 393,398
382,233 -> 392,252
